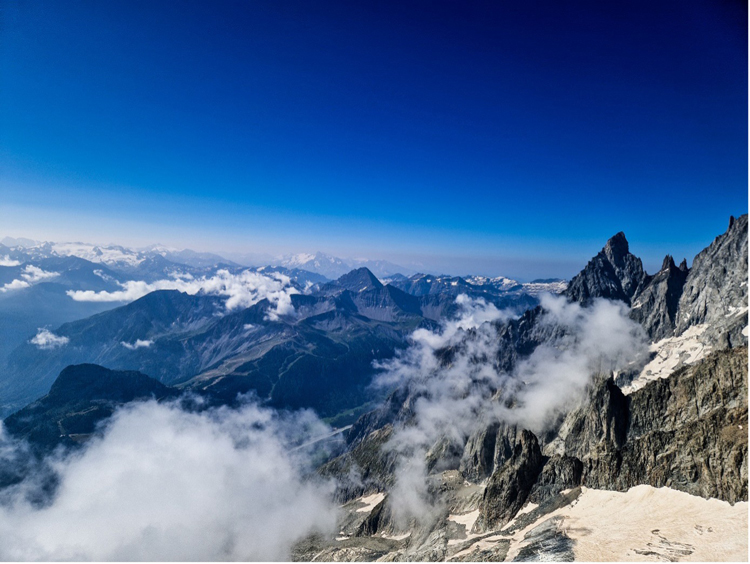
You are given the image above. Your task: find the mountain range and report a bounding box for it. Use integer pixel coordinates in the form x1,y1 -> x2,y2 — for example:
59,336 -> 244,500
0,241 -> 561,417
1,217 -> 746,561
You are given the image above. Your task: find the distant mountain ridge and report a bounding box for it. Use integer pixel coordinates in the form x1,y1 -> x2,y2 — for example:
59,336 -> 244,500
274,251 -> 413,279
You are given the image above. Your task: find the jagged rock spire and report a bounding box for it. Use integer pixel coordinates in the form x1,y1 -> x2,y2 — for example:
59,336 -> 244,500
661,255 -> 676,271
565,231 -> 646,305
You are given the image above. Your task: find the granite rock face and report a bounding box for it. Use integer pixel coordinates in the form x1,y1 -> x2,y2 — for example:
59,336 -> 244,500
528,455 -> 583,504
539,346 -> 748,505
675,214 -> 748,345
629,255 -> 689,340
475,430 -> 544,531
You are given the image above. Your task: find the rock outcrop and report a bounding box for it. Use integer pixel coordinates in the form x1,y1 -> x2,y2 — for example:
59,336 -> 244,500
475,430 -> 544,531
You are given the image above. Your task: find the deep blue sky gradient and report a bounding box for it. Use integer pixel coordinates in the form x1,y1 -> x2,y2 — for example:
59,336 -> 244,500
1,0 -> 747,278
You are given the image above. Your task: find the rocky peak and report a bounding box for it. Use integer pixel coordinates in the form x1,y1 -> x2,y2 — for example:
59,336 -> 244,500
678,258 -> 688,273
630,254 -> 690,340
661,255 -> 676,271
565,231 -> 646,305
334,267 -> 383,293
603,231 -> 629,262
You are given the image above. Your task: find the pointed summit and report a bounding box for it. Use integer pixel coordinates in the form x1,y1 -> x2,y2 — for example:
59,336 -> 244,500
604,231 -> 629,259
335,267 -> 383,293
678,258 -> 688,272
661,255 -> 676,271
565,231 -> 646,304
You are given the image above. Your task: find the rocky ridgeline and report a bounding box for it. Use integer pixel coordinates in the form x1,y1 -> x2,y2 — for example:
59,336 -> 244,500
303,215 -> 748,560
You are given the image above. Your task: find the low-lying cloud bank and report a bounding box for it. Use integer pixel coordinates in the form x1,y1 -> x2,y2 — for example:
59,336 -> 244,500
376,293 -> 649,524
0,400 -> 339,560
67,269 -> 299,318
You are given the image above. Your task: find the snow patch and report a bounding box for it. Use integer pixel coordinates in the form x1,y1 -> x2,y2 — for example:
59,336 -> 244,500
355,492 -> 386,513
447,509 -> 482,546
51,242 -> 145,267
503,486 -> 747,562
447,509 -> 480,530
622,324 -> 711,394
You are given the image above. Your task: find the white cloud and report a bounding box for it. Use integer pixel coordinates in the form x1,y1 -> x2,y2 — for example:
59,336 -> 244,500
29,329 -> 69,350
0,265 -> 59,292
92,269 -> 115,282
121,339 -> 154,350
0,256 -> 21,267
374,293 -> 648,525
67,269 -> 299,318
21,265 -> 58,283
0,279 -> 30,292
0,400 -> 339,560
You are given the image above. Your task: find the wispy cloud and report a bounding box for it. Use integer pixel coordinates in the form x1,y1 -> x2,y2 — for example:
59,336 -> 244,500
21,265 -> 59,283
29,329 -> 69,349
0,400 -> 339,560
67,269 -> 300,318
374,293 -> 648,524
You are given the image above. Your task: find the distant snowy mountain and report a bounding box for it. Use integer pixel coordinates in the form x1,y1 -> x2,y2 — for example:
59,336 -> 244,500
0,240 -> 238,270
138,244 -> 238,268
0,236 -> 41,248
275,251 -> 412,279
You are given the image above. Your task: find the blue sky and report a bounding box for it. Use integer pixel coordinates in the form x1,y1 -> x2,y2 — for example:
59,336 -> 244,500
1,0 -> 747,279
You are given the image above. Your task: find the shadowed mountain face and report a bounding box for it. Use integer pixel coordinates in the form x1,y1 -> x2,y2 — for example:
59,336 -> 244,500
3,364 -> 176,451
